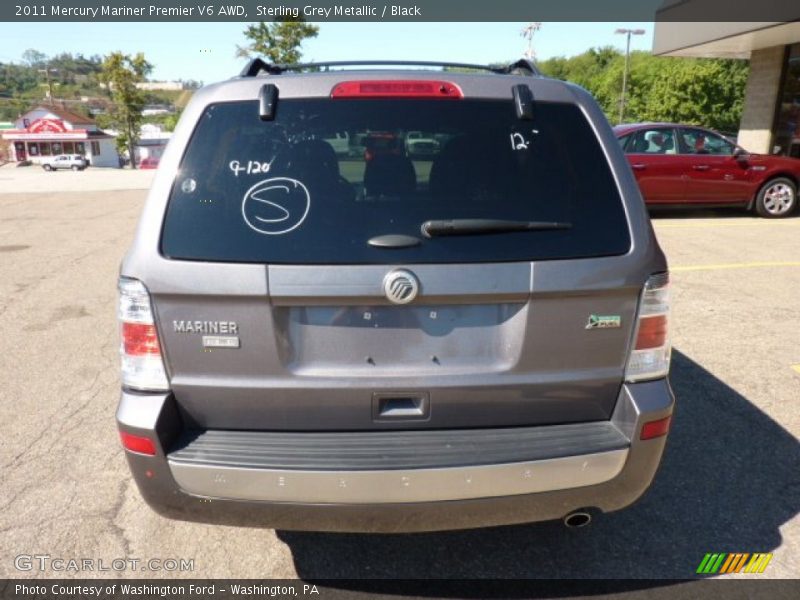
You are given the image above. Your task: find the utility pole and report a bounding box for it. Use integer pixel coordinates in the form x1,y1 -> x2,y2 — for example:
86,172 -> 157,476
521,22 -> 542,60
38,67 -> 58,105
615,28 -> 645,124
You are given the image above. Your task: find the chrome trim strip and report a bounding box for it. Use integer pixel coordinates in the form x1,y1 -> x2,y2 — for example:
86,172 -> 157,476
169,449 -> 628,504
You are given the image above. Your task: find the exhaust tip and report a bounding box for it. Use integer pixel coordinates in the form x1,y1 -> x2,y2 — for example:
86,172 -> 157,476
563,510 -> 592,528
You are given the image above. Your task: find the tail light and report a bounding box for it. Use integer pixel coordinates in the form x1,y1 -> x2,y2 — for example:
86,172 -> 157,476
331,80 -> 463,99
118,278 -> 169,391
625,272 -> 671,382
640,416 -> 672,440
119,431 -> 157,456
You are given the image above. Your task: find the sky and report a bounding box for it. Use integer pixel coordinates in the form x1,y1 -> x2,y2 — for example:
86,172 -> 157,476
0,22 -> 653,83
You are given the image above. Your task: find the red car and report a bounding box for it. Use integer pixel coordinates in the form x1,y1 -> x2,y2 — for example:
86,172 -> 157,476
138,156 -> 160,170
363,132 -> 403,162
615,123 -> 799,218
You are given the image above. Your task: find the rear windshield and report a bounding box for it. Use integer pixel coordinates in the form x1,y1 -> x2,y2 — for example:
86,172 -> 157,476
161,98 -> 630,263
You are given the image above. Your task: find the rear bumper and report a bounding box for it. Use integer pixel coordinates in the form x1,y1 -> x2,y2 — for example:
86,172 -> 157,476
117,379 -> 674,532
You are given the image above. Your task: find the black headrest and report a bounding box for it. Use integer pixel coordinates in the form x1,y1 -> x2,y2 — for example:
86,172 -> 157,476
363,154 -> 417,198
288,139 -> 340,181
631,135 -> 649,153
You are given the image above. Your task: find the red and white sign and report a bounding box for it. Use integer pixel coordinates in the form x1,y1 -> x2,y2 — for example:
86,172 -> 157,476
29,118 -> 68,133
1,130 -> 87,141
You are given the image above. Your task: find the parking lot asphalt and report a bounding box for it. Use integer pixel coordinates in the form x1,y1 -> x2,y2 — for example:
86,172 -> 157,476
0,164 -> 154,194
0,180 -> 798,582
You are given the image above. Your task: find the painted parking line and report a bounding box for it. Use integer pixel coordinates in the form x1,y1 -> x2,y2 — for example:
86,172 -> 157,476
671,261 -> 800,273
654,220 -> 800,229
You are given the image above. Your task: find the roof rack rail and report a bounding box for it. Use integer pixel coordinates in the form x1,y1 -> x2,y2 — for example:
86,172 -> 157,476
500,58 -> 540,76
239,58 -> 540,78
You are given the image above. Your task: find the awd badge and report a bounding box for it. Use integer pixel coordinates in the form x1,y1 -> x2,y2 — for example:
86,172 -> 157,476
586,314 -> 621,329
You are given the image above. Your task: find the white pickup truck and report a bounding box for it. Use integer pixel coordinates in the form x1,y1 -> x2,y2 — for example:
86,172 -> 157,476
405,131 -> 440,157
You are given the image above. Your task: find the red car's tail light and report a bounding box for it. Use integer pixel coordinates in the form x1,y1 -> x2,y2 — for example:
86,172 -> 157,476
331,80 -> 463,99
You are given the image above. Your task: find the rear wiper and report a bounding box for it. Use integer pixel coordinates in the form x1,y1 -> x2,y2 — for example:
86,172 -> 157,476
421,219 -> 572,238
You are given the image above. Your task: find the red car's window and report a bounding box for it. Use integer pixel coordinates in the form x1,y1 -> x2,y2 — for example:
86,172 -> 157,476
679,129 -> 735,155
627,128 -> 677,155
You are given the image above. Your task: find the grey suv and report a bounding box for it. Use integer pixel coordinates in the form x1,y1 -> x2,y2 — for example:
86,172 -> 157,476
117,59 -> 674,532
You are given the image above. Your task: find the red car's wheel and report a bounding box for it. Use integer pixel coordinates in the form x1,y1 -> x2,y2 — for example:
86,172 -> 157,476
755,177 -> 797,218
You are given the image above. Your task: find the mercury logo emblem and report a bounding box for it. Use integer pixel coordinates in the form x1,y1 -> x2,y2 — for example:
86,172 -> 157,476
383,270 -> 419,305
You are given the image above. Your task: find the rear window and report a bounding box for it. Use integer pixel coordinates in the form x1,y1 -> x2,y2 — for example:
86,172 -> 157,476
161,98 -> 630,263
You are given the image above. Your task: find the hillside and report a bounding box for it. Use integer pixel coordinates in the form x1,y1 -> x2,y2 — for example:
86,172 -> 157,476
0,51 -> 197,122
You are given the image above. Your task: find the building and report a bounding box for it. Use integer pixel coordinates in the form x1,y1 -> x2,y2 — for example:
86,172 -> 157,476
135,81 -> 185,91
135,123 -> 171,164
654,17 -> 800,157
0,122 -> 13,163
1,106 -> 120,167
141,104 -> 175,116
103,123 -> 172,165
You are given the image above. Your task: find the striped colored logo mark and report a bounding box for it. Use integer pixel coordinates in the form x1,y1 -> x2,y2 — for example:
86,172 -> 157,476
696,553 -> 773,574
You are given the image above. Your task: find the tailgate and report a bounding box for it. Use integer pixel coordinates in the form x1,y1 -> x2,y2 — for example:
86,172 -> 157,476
153,260 -> 639,430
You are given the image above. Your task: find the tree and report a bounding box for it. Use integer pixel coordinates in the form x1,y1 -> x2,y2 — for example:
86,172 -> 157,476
21,48 -> 46,69
236,18 -> 319,64
99,52 -> 152,169
632,58 -> 748,131
537,48 -> 749,132
162,112 -> 180,132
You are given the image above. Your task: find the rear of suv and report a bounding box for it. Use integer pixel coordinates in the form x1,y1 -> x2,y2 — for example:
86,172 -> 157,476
117,59 -> 675,532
